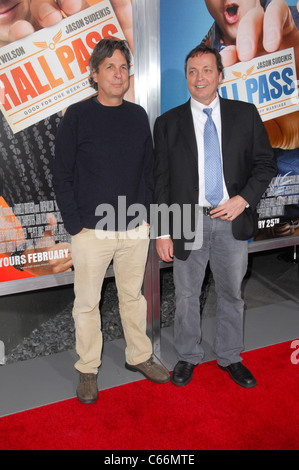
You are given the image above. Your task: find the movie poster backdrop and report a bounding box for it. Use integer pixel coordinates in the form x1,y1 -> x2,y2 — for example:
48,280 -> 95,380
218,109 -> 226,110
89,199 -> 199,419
0,0 -> 134,284
1,0 -> 298,289
160,0 -> 299,244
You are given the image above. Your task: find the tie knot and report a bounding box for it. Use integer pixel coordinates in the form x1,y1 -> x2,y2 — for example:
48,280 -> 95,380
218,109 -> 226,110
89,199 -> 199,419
203,108 -> 212,118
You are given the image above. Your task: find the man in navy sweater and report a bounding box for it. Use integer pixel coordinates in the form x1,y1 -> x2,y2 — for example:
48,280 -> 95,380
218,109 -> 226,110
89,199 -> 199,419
54,38 -> 170,404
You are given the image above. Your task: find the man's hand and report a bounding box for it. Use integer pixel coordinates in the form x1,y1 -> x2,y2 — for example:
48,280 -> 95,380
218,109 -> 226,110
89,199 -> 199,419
8,0 -> 134,52
111,0 -> 134,52
220,0 -> 299,64
220,0 -> 299,150
156,237 -> 174,263
8,0 -> 88,42
210,195 -> 248,221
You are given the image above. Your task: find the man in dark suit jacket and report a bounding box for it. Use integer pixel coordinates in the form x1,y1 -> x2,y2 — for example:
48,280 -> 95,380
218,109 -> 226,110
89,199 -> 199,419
154,44 -> 277,388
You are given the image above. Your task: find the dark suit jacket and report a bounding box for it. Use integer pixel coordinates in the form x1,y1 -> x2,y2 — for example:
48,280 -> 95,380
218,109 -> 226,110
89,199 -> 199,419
153,97 -> 277,260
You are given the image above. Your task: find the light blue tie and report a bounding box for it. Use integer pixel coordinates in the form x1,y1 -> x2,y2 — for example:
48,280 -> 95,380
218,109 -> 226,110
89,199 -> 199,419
203,108 -> 223,207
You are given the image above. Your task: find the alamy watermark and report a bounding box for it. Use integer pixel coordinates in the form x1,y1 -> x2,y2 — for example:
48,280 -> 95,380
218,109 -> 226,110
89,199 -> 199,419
290,339 -> 299,365
94,196 -> 203,250
0,340 -> 5,365
0,80 -> 5,105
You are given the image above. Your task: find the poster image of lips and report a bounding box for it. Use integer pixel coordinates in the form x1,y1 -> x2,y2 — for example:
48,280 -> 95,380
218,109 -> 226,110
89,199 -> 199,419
0,0 -> 134,284
160,0 -> 299,243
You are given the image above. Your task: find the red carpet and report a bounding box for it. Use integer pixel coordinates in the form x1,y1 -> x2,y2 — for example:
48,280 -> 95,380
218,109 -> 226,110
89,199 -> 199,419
0,340 -> 299,450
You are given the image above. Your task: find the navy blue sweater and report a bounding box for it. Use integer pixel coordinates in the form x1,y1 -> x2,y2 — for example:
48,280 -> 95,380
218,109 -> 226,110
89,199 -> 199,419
53,97 -> 154,235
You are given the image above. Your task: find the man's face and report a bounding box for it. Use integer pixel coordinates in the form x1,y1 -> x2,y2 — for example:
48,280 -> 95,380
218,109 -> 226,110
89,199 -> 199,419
186,52 -> 222,106
0,0 -> 31,46
92,49 -> 130,106
205,0 -> 259,45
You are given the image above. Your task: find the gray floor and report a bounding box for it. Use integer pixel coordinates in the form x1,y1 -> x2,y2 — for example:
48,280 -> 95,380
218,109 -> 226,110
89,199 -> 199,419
0,248 -> 298,418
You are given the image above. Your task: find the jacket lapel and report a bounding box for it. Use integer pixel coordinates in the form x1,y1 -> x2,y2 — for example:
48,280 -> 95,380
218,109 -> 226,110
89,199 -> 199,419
178,100 -> 198,164
219,96 -> 234,173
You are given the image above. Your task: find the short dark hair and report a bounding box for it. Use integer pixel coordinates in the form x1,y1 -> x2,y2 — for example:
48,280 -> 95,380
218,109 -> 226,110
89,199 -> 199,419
184,44 -> 224,77
89,38 -> 132,90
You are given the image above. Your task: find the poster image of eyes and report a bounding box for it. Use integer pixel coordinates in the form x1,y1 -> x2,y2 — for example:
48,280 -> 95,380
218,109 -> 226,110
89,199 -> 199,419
0,0 -> 134,283
160,0 -> 299,242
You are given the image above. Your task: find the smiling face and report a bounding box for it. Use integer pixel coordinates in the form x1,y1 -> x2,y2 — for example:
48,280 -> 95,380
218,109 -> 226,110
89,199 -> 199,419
205,0 -> 259,45
0,0 -> 32,46
186,52 -> 223,106
92,49 -> 130,106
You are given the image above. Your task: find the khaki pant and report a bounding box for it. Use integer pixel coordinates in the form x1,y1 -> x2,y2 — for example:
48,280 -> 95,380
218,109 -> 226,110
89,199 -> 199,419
71,226 -> 152,374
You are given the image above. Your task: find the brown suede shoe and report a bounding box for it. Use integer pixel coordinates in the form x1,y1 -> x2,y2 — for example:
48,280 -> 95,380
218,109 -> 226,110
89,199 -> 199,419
125,356 -> 170,383
76,373 -> 98,404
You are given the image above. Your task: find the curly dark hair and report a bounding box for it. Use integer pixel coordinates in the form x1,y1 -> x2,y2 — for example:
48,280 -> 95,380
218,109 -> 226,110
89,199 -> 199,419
89,38 -> 132,90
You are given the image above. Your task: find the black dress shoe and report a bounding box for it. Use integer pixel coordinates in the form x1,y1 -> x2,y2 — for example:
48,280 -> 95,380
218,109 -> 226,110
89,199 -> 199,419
171,361 -> 197,386
218,362 -> 257,388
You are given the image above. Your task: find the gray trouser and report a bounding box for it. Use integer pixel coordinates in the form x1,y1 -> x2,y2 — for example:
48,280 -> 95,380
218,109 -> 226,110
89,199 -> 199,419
173,214 -> 248,367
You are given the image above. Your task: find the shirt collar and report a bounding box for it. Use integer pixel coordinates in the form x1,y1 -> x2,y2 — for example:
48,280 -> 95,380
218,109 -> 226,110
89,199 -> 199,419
191,94 -> 220,116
